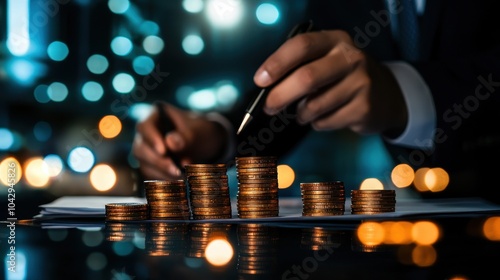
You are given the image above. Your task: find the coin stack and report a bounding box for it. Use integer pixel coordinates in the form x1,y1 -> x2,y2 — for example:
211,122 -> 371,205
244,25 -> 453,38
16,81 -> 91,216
300,181 -> 345,216
235,156 -> 279,219
146,222 -> 189,256
184,164 -> 232,219
187,223 -> 232,258
350,190 -> 396,214
105,223 -> 147,242
144,180 -> 191,220
300,227 -> 344,251
105,202 -> 149,221
237,224 -> 278,278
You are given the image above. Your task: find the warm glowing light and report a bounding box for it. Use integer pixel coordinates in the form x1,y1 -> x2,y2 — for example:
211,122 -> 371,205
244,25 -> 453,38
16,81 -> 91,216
0,157 -> 22,186
205,239 -> 233,266
99,115 -> 122,139
90,164 -> 117,191
411,245 -> 437,267
425,167 -> 449,192
483,216 -> 500,241
381,221 -> 413,245
277,164 -> 295,189
359,178 -> 384,190
391,164 -> 415,188
413,167 -> 431,192
412,221 -> 439,245
24,157 -> 50,188
357,222 -> 384,246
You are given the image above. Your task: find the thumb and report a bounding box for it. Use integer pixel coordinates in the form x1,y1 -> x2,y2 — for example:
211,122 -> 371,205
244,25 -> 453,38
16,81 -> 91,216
165,131 -> 186,153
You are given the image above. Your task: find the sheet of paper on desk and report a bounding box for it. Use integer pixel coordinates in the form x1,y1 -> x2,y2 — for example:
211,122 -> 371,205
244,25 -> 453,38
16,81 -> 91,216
37,196 -> 147,216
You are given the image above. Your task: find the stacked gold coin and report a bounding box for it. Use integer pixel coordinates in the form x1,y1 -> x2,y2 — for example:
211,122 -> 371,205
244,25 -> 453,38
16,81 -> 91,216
350,190 -> 396,214
187,223 -> 232,258
300,181 -> 345,216
146,222 -> 188,256
235,156 -> 279,219
300,227 -> 344,251
105,202 -> 149,221
237,224 -> 278,277
144,180 -> 190,220
105,223 -> 147,242
184,164 -> 232,219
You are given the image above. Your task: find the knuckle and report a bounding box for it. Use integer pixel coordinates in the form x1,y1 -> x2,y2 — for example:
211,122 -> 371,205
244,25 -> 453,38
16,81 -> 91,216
294,34 -> 315,53
296,66 -> 317,90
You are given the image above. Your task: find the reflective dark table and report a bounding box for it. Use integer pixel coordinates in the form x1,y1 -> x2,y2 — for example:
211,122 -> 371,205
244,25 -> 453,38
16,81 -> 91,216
2,211 -> 500,280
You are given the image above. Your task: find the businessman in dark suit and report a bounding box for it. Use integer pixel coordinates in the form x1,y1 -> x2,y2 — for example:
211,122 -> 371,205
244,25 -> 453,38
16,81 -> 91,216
132,0 -> 500,202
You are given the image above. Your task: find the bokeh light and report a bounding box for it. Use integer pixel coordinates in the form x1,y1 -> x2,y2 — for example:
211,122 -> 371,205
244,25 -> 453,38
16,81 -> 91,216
188,89 -> 217,111
256,3 -> 280,25
411,221 -> 440,245
90,164 -> 117,191
277,164 -> 295,189
108,0 -> 130,14
132,56 -> 155,75
205,239 -> 234,266
357,222 -> 384,246
111,36 -> 133,56
112,242 -> 134,256
412,245 -> 437,267
139,21 -> 160,36
33,121 -> 52,142
87,54 -> 109,74
47,41 -> 69,61
359,178 -> 384,190
205,0 -> 243,28
391,163 -> 415,188
129,103 -> 153,122
483,216 -> 500,241
82,81 -> 104,102
43,154 -> 64,177
0,128 -> 15,150
47,82 -> 69,102
215,81 -> 239,108
34,84 -> 50,103
0,157 -> 22,186
425,167 -> 449,192
182,34 -> 204,55
381,221 -> 413,245
183,0 -> 204,13
143,35 -> 164,55
82,231 -> 104,247
413,167 -> 431,192
68,147 -> 95,173
112,73 -> 135,94
99,115 -> 122,139
86,252 -> 107,271
24,157 -> 50,188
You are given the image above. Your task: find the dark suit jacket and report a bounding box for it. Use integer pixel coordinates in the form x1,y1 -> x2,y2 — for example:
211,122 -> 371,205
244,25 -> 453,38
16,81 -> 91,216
233,0 -> 500,202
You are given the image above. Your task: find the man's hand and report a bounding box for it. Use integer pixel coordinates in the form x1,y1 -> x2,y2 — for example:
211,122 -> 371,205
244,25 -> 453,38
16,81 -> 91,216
254,30 -> 407,137
132,103 -> 227,179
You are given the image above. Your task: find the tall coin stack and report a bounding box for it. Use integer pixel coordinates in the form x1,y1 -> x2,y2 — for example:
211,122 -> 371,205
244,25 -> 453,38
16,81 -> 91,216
184,164 -> 232,219
237,224 -> 278,278
300,181 -> 345,216
105,202 -> 149,221
235,156 -> 279,219
144,180 -> 191,220
350,190 -> 396,214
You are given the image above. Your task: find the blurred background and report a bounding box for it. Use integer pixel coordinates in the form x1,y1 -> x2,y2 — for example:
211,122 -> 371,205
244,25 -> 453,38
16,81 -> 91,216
0,0 -> 426,220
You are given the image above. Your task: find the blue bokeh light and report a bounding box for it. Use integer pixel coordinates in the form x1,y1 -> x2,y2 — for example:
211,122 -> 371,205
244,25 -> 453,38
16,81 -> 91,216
47,82 -> 69,102
256,3 -> 280,25
47,41 -> 69,61
112,73 -> 135,94
68,146 -> 95,173
111,36 -> 133,56
87,54 -> 109,74
182,35 -> 204,55
33,121 -> 52,142
82,81 -> 104,102
0,128 -> 15,150
132,56 -> 155,75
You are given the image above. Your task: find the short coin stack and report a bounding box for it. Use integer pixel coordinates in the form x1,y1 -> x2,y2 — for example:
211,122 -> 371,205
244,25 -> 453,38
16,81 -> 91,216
184,164 -> 232,219
300,181 -> 345,216
144,180 -> 191,220
235,156 -> 279,219
350,190 -> 396,214
105,202 -> 149,221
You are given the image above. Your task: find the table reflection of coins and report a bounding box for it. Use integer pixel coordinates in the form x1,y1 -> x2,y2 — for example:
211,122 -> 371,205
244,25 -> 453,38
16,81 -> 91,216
105,222 -> 147,242
300,227 -> 345,251
187,223 -> 232,258
237,224 -> 278,278
146,222 -> 188,257
300,181 -> 345,216
350,190 -> 396,214
144,180 -> 191,220
235,156 -> 279,219
105,202 -> 149,221
185,164 -> 232,219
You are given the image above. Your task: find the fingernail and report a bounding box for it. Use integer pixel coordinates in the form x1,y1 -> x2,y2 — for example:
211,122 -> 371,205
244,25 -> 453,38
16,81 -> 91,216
263,106 -> 278,115
169,165 -> 180,177
254,70 -> 272,86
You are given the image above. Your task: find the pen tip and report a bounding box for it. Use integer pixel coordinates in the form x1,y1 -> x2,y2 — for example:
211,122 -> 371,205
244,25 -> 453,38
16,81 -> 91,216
237,113 -> 252,135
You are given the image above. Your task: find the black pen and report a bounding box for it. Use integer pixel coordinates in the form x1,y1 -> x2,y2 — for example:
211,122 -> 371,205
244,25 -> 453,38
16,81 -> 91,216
236,20 -> 314,135
154,101 -> 184,173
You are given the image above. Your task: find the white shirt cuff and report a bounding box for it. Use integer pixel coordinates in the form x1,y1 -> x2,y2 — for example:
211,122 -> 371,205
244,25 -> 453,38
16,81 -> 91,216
383,61 -> 436,149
